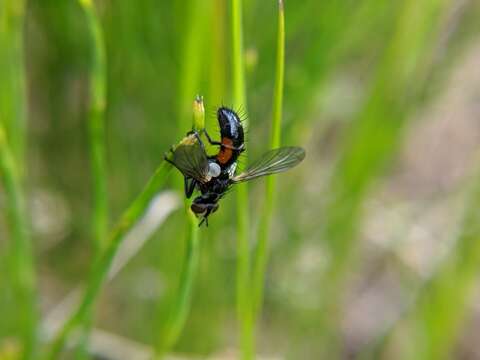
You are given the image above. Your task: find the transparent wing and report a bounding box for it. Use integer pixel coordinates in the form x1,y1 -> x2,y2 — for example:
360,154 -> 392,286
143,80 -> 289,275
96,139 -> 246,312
231,146 -> 305,183
170,136 -> 210,183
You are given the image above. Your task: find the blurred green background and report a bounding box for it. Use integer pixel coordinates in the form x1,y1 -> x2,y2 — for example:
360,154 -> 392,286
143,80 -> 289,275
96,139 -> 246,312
2,0 -> 480,359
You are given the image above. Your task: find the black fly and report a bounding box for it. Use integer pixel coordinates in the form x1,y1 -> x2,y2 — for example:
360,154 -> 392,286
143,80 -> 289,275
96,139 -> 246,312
165,107 -> 305,226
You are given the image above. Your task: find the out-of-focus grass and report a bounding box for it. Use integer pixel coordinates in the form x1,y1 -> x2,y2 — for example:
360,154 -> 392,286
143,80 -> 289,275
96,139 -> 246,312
73,0 -> 108,357
251,0 -> 285,354
0,1 -> 37,358
0,124 -> 37,359
2,0 -> 480,358
0,0 -> 27,166
299,0 -> 452,357
80,0 -> 108,255
45,161 -> 171,358
230,0 -> 252,358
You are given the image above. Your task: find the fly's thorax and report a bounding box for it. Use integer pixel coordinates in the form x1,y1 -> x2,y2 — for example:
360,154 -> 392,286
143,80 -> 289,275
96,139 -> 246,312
217,107 -> 244,146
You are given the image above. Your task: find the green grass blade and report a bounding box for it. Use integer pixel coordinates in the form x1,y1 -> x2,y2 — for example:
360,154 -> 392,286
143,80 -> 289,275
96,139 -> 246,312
231,0 -> 252,358
177,0 -> 208,130
208,0 -> 227,106
0,0 -> 27,166
153,0 -> 210,351
308,0 -> 451,356
44,161 -> 172,359
251,0 -> 285,341
0,124 -> 37,359
156,210 -> 200,357
155,97 -> 205,357
0,1 -> 37,357
73,0 -> 108,357
79,0 -> 108,254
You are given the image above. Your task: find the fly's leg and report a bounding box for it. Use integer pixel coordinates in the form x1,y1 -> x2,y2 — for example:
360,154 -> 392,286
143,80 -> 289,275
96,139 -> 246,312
223,143 -> 245,152
201,129 -> 244,152
184,177 -> 197,199
164,144 -> 177,164
202,129 -> 222,146
187,129 -> 223,148
164,152 -> 175,166
186,130 -> 208,152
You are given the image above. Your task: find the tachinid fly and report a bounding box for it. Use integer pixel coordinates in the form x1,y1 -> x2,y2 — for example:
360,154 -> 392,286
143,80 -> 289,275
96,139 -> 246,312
166,107 -> 305,226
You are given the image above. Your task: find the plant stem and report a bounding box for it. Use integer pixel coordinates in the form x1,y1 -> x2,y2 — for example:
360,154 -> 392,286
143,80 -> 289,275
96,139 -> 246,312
155,97 -> 205,358
0,124 -> 37,359
231,0 -> 252,358
156,209 -> 200,357
74,0 -> 108,357
251,0 -> 285,329
0,1 -> 37,358
44,162 -> 172,359
80,0 -> 108,254
0,0 -> 27,166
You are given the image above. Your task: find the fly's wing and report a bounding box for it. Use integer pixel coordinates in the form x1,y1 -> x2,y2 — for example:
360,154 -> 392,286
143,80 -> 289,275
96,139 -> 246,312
231,146 -> 305,183
170,136 -> 210,183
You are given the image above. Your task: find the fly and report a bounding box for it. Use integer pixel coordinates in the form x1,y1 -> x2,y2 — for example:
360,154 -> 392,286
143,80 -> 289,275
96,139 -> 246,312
165,107 -> 306,226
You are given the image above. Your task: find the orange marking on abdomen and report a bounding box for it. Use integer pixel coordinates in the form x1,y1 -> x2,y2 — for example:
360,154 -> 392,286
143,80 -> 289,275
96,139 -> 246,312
216,137 -> 234,164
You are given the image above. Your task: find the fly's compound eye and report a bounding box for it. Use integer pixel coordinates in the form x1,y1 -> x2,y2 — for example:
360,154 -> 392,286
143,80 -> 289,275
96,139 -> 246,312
207,162 -> 221,178
191,202 -> 207,215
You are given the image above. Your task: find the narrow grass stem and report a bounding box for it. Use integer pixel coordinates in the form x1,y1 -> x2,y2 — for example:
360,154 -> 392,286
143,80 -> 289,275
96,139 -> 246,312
0,0 -> 27,167
156,209 -> 200,357
44,162 -> 172,359
79,0 -> 108,254
74,0 -> 108,357
231,0 -> 252,358
0,2 -> 36,357
0,125 -> 37,359
156,97 -> 205,357
251,0 -> 285,323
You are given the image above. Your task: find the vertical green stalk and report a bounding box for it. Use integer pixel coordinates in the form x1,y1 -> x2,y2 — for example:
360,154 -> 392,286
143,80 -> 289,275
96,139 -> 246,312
153,0 -> 208,352
231,0 -> 252,358
251,0 -> 285,333
0,1 -> 36,358
209,0 -> 226,106
44,162 -> 171,359
0,124 -> 37,359
158,211 -> 200,354
0,0 -> 27,166
177,0 -> 208,131
155,98 -> 204,357
74,0 -> 108,357
79,0 -> 108,254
